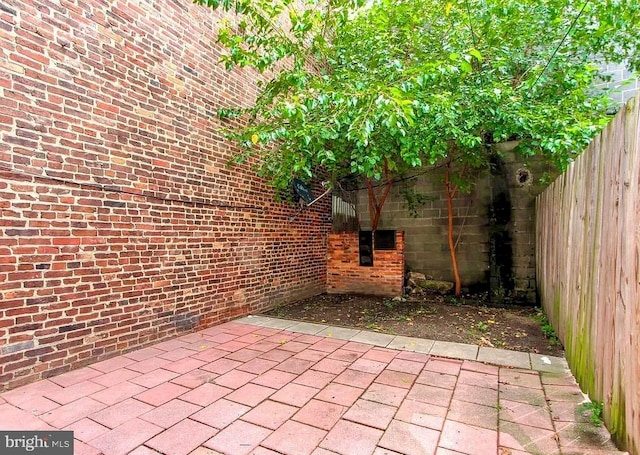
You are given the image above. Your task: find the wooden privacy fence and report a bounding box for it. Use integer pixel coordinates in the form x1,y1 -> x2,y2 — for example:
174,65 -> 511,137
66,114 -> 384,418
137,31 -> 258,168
536,93 -> 640,453
332,192 -> 358,232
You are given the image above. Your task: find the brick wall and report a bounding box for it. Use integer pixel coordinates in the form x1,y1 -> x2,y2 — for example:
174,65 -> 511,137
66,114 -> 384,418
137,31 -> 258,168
0,0 -> 331,390
327,231 -> 404,297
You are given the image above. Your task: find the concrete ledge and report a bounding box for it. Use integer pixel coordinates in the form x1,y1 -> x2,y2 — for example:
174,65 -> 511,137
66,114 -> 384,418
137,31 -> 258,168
387,336 -> 435,353
285,321 -> 328,335
349,331 -> 396,347
430,340 -> 479,361
530,353 -> 570,373
316,326 -> 362,341
237,316 -> 298,330
239,316 -> 568,371
478,347 -> 531,369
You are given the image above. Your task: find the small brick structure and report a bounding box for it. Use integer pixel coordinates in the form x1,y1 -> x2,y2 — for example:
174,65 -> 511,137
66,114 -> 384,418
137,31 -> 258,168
327,231 -> 405,297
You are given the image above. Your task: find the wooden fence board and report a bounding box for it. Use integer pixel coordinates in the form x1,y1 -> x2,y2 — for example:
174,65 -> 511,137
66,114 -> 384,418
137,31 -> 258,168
536,93 -> 640,454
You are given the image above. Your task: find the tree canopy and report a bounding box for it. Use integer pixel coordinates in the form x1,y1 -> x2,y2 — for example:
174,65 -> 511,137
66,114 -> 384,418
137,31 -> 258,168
198,0 -> 640,294
201,0 -> 639,183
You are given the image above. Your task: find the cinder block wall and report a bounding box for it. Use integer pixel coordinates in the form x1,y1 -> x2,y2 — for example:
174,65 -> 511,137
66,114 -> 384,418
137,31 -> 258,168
357,168 -> 491,288
356,155 -> 551,302
598,62 -> 640,105
0,0 -> 331,389
327,232 -> 404,297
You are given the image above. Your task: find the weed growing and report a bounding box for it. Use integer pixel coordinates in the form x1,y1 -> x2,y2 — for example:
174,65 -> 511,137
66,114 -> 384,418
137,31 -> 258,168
533,308 -> 561,346
580,401 -> 604,427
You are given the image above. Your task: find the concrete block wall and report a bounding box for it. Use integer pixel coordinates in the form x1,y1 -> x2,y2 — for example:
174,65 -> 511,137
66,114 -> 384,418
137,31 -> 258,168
0,0 -> 331,389
598,62 -> 639,105
356,168 -> 491,289
355,155 -> 552,302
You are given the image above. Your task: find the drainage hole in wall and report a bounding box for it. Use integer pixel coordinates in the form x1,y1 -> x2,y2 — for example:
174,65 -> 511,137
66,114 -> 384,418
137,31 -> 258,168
516,168 -> 533,186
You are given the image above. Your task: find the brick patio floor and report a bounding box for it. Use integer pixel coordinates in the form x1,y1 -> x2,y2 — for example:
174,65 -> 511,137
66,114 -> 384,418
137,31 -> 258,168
0,316 -> 627,455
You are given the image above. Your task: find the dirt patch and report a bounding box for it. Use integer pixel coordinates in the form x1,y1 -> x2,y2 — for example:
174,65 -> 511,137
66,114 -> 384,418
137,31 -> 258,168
263,292 -> 564,357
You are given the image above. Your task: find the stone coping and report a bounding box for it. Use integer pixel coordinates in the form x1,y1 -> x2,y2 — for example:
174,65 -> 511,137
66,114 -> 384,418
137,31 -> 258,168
237,315 -> 569,374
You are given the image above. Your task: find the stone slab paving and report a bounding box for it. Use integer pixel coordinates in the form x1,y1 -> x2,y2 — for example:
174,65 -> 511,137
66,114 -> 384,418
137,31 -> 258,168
0,316 -> 627,455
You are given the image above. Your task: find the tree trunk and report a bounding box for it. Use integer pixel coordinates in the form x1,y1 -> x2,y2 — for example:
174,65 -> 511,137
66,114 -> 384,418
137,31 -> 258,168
365,160 -> 393,231
445,161 -> 462,297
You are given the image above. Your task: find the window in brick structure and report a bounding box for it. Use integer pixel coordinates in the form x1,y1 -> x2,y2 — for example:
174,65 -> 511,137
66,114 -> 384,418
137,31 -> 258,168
359,230 -> 373,266
374,230 -> 396,250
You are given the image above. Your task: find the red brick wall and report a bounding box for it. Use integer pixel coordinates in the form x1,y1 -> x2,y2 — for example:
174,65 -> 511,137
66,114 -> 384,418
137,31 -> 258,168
327,232 -> 405,297
0,0 -> 331,390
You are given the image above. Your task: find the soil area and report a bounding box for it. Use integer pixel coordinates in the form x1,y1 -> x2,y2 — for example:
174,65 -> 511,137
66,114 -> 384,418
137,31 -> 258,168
264,292 -> 564,357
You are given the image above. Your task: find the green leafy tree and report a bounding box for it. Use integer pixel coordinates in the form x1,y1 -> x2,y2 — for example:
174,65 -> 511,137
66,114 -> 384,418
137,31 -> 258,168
197,0 -> 640,296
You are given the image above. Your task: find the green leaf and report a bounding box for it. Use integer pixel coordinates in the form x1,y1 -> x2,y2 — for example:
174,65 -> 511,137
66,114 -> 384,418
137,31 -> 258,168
445,2 -> 453,16
460,60 -> 472,73
469,48 -> 483,62
200,0 -> 638,223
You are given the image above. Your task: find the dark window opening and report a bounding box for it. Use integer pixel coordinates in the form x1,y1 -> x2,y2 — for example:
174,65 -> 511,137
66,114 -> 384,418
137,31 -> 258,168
374,230 -> 396,250
359,230 -> 373,266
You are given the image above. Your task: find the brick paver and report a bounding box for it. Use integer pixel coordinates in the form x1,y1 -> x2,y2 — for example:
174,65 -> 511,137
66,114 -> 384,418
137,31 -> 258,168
261,420 -> 326,455
139,399 -> 202,428
212,369 -> 257,389
252,369 -> 297,389
7,394 -> 59,415
453,382 -> 499,406
45,380 -> 105,405
89,398 -> 154,428
63,418 -> 110,443
48,368 -> 103,388
500,399 -> 555,431
135,382 -> 190,407
315,383 -> 363,407
342,399 -> 397,430
375,369 -> 417,389
170,369 -> 218,389
293,399 -> 346,430
294,370 -> 337,389
406,383 -> 453,407
40,397 -> 107,428
242,400 -> 299,430
180,382 -> 232,406
93,368 -> 143,388
362,382 -> 408,407
146,418 -> 218,455
379,420 -> 440,455
271,382 -> 318,407
333,368 -> 377,389
395,398 -> 447,431
439,420 -> 498,454
416,369 -> 457,389
447,399 -> 498,430
226,383 -> 276,407
90,381 -> 147,406
191,398 -> 250,429
89,418 -> 162,455
206,420 -> 271,455
500,420 -> 561,454
0,318 -> 626,455
320,419 -> 383,455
